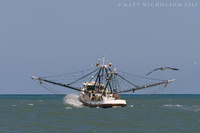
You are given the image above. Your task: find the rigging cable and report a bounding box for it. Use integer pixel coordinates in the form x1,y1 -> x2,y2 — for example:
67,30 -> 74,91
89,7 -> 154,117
146,83 -> 167,95
117,70 -> 165,82
67,68 -> 99,85
33,79 -> 62,95
41,67 -> 97,79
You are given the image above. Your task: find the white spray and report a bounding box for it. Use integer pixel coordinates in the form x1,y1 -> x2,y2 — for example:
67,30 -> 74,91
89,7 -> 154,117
63,94 -> 83,108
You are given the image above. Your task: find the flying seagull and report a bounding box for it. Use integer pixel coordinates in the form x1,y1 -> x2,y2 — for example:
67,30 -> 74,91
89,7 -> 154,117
146,67 -> 179,76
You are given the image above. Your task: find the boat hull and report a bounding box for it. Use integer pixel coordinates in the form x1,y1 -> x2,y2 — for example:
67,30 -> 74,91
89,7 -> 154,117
80,95 -> 126,108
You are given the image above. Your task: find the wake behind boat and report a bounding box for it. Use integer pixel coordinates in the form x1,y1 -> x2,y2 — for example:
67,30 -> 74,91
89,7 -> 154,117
32,57 -> 175,108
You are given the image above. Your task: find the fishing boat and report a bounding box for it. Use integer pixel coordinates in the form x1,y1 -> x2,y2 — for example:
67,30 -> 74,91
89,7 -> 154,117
32,57 -> 175,108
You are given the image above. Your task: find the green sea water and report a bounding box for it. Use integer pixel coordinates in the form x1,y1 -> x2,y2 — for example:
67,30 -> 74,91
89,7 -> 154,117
0,94 -> 200,133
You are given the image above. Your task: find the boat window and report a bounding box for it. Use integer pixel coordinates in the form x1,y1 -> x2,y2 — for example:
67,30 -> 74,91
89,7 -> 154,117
87,86 -> 95,91
100,86 -> 104,90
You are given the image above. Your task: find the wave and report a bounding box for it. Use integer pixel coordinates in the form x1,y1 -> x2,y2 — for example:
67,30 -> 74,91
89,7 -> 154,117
27,103 -> 34,106
63,94 -> 83,108
162,104 -> 200,112
163,104 -> 183,108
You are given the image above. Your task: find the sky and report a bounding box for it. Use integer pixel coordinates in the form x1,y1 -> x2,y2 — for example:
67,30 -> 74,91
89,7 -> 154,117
0,0 -> 200,94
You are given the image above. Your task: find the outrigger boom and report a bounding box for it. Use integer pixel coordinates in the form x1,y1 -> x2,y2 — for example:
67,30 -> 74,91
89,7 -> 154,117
32,76 -> 175,94
31,76 -> 83,92
117,79 -> 175,93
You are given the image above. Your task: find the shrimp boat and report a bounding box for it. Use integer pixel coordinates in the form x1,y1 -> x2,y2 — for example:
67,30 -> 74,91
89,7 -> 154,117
32,57 -> 175,108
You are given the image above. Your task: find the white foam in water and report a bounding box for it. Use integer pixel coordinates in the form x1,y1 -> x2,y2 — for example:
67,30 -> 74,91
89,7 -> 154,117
66,107 -> 72,110
163,104 -> 183,107
162,104 -> 200,112
63,94 -> 83,108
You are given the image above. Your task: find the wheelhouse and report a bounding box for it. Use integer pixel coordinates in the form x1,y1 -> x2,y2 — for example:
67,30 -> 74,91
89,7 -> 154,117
83,81 -> 105,93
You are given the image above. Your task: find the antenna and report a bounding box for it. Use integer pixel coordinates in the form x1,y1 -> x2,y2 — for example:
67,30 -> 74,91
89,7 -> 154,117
103,56 -> 105,66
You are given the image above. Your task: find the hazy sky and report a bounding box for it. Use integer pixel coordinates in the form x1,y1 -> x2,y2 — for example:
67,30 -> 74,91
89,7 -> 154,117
1,0 -> 200,94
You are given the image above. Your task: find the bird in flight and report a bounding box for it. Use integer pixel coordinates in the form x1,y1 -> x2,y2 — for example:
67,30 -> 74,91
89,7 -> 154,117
146,67 -> 179,76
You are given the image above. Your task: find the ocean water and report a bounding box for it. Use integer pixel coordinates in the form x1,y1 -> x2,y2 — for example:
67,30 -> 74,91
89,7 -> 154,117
0,94 -> 200,133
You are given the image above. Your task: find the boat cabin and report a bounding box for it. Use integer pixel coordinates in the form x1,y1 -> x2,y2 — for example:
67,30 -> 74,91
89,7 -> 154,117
83,81 -> 106,93
81,81 -> 114,101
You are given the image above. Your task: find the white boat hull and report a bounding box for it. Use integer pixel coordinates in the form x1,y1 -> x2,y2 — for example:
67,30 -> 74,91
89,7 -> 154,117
80,92 -> 126,108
